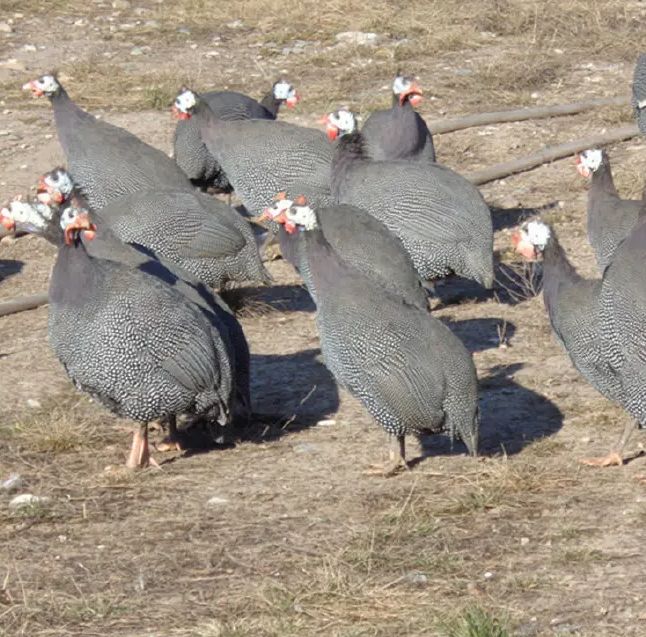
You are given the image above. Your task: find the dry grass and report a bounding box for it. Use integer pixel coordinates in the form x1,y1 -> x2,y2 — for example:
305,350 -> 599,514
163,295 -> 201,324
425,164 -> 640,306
4,394 -> 110,454
1,1 -> 646,636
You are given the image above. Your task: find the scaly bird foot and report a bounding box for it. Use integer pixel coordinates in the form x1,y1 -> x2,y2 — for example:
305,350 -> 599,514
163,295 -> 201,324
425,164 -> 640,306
363,459 -> 411,478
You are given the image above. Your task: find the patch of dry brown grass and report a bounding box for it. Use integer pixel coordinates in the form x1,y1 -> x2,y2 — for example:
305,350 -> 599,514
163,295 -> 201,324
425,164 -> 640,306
2,392 -> 113,455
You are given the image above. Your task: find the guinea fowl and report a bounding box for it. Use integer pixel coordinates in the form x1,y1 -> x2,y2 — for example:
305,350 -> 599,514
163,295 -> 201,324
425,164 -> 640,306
513,219 -> 644,468
173,79 -> 300,192
37,167 -> 270,288
171,88 -> 333,216
575,149 -> 643,273
272,200 -> 479,474
360,72 -> 436,163
325,108 -> 494,288
0,201 -> 239,468
260,194 -> 429,311
632,52 -> 646,134
23,74 -> 191,209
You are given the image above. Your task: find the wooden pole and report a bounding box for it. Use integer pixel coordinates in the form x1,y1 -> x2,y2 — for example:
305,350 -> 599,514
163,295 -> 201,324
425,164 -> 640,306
466,124 -> 640,186
427,96 -> 631,134
0,292 -> 49,317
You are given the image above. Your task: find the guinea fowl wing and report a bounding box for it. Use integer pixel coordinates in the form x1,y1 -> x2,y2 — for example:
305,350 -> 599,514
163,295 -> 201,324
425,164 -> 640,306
319,282 -> 448,430
171,194 -> 247,258
202,91 -> 274,121
94,190 -> 262,287
56,108 -> 190,207
632,53 -> 646,134
341,162 -> 483,242
199,119 -> 332,213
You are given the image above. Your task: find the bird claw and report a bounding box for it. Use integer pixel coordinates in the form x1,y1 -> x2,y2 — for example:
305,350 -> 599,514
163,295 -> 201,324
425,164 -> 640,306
155,438 -> 183,453
363,460 -> 411,478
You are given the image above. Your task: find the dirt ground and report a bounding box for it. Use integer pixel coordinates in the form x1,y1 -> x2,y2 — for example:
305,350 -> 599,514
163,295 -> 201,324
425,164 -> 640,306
1,1 -> 645,636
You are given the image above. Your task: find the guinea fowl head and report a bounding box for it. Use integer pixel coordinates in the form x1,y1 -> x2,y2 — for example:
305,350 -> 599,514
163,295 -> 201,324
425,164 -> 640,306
0,198 -> 56,236
22,74 -> 60,98
171,87 -> 197,120
322,108 -> 357,141
392,72 -> 423,107
575,149 -> 603,178
511,220 -> 551,261
60,207 -> 97,246
37,167 -> 74,205
259,192 -> 294,226
272,80 -> 299,108
261,194 -> 317,234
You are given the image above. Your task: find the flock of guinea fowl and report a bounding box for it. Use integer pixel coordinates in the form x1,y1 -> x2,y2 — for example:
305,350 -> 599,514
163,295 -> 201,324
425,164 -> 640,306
1,54 -> 645,477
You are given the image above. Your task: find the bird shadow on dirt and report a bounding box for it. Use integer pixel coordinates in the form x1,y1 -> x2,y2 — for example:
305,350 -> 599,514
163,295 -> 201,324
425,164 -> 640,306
245,347 -> 339,440
433,256 -> 543,309
493,259 -> 543,307
0,259 -> 24,284
417,362 -> 563,460
489,201 -> 560,232
478,362 -> 563,455
440,316 -> 516,353
233,283 -> 315,314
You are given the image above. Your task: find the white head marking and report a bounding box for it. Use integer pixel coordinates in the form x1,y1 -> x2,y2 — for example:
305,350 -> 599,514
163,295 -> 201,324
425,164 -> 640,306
392,74 -> 412,95
579,149 -> 603,173
328,108 -> 356,135
273,80 -> 295,101
174,89 -> 196,113
525,221 -> 551,250
59,206 -> 82,230
286,204 -> 317,231
265,198 -> 293,219
46,169 -> 74,196
4,199 -> 53,232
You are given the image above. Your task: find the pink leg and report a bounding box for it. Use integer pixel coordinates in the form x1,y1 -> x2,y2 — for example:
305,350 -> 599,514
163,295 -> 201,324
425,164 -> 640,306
126,424 -> 161,470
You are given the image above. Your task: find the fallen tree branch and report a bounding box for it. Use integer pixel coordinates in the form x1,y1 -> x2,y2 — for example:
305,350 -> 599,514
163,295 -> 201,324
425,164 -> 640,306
466,124 -> 640,186
0,292 -> 49,317
428,95 -> 631,134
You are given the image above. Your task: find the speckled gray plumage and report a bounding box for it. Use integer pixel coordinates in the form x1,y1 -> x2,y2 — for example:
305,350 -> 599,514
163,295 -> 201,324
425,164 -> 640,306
173,88 -> 278,192
303,229 -> 479,453
599,218 -> 646,426
632,53 -> 646,134
94,189 -> 270,287
193,99 -> 333,215
361,99 -> 436,163
281,203 -> 428,311
540,232 -> 621,404
331,133 -> 493,287
49,229 -> 235,428
48,85 -> 191,209
585,151 -> 642,273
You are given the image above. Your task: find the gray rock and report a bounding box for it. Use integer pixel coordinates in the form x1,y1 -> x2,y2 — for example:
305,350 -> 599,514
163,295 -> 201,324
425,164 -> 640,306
1,474 -> 23,492
404,571 -> 428,586
335,31 -> 380,46
207,496 -> 229,506
112,0 -> 131,8
0,22 -> 13,34
9,494 -> 50,511
294,443 -> 320,454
